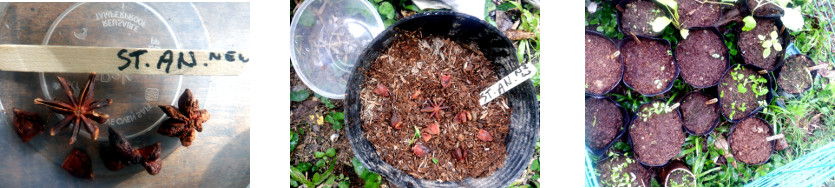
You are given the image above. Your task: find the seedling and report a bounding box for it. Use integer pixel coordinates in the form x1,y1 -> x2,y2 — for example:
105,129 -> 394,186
638,101 -> 678,122
729,65 -> 769,97
759,30 -> 783,58
408,125 -> 421,145
603,152 -> 639,187
651,0 -> 688,38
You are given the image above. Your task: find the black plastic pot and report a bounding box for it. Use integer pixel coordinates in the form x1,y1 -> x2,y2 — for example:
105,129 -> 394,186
678,91 -> 721,136
735,17 -> 792,72
345,11 -> 539,188
659,160 -> 696,187
627,99 -> 686,167
717,64 -> 775,123
585,30 -> 624,96
619,35 -> 680,97
728,116 -> 776,165
585,95 -> 630,157
675,27 -> 731,89
774,54 -> 816,97
742,0 -> 784,19
616,0 -> 665,38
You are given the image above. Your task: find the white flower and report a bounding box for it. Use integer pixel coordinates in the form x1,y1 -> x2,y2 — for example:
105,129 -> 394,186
782,7 -> 804,32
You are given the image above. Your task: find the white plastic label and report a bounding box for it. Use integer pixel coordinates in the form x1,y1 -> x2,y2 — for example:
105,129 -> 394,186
479,63 -> 537,106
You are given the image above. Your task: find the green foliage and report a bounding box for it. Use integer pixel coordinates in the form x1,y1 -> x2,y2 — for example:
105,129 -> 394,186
291,89 -> 310,102
742,16 -> 757,31
409,125 -> 421,145
291,131 -> 299,152
314,151 -> 325,159
378,2 -> 395,20
291,157 -> 337,188
586,0 -> 623,39
369,0 -> 424,27
326,148 -> 337,158
326,111 -> 345,130
353,157 -> 382,188
759,31 -> 783,59
316,93 -> 335,109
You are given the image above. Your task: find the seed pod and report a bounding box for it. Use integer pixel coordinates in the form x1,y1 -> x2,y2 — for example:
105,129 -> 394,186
477,129 -> 493,142
422,133 -> 432,142
62,149 -> 93,180
426,123 -> 440,135
452,146 -> 468,162
373,83 -> 390,97
411,89 -> 423,100
412,143 -> 430,157
441,74 -> 451,88
391,113 -> 403,130
12,108 -> 44,142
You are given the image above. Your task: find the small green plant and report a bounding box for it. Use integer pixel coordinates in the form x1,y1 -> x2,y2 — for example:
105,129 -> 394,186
316,93 -> 335,109
325,111 -> 345,130
651,0 -> 688,38
290,89 -> 310,102
291,131 -> 300,152
759,30 -> 783,58
638,101 -> 674,122
408,125 -> 421,145
352,157 -> 383,188
602,152 -> 638,187
291,156 -> 337,188
729,65 -> 769,97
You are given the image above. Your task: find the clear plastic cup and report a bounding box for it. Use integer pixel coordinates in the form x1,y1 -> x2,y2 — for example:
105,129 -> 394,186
290,0 -> 384,99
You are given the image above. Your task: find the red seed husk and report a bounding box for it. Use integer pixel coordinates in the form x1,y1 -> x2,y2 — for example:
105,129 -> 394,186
62,149 -> 93,180
441,74 -> 452,88
391,113 -> 403,130
427,123 -> 440,135
477,129 -> 493,142
412,143 -> 430,157
373,83 -> 390,97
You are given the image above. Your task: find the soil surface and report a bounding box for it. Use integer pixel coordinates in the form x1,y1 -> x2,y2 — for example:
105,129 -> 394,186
739,19 -> 782,71
585,98 -> 623,151
777,55 -> 813,94
729,117 -> 773,164
680,92 -> 719,135
747,0 -> 783,17
718,66 -> 768,122
620,0 -> 665,37
360,31 -> 511,181
666,169 -> 695,186
630,101 -> 685,166
595,154 -> 651,187
622,38 -> 677,95
676,29 -> 727,88
677,0 -> 722,28
585,33 -> 622,95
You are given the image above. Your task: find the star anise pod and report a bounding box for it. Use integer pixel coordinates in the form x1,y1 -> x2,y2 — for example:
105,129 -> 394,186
158,89 -> 210,147
34,73 -> 112,144
101,127 -> 162,175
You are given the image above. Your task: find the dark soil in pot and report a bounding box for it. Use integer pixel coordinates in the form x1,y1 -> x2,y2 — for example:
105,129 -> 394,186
585,97 -> 626,155
738,18 -> 785,71
777,54 -> 814,95
630,100 -> 685,166
621,36 -> 678,96
586,31 -> 623,95
677,0 -> 722,28
619,0 -> 665,37
718,65 -> 770,122
675,28 -> 728,88
680,92 -> 720,135
729,117 -> 774,165
595,154 -> 651,187
359,31 -> 511,181
746,0 -> 784,18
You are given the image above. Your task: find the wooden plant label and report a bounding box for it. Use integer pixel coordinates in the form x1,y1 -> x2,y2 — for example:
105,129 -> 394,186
0,45 -> 248,75
479,63 -> 537,106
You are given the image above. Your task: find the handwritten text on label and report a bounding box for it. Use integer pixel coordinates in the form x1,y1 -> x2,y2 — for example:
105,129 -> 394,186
479,63 -> 537,106
117,49 -> 249,73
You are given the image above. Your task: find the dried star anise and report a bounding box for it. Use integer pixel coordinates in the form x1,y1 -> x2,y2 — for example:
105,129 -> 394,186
158,89 -> 210,147
62,149 -> 93,180
12,108 -> 44,142
101,127 -> 162,175
34,73 -> 112,144
420,98 -> 449,121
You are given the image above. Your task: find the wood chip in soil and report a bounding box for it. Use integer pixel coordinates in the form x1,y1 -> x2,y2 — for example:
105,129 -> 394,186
739,19 -> 782,71
620,0 -> 665,37
360,30 -> 511,181
680,92 -> 719,135
630,101 -> 685,166
585,97 -> 623,151
622,38 -> 677,95
676,29 -> 727,88
777,55 -> 813,94
730,117 -> 773,164
585,33 -> 622,95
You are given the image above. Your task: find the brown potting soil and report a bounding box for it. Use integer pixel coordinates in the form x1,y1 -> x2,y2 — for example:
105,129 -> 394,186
630,101 -> 685,166
777,56 -> 813,94
666,169 -> 695,186
718,66 -> 767,122
748,0 -> 783,17
585,98 -> 623,151
620,0 -> 664,37
677,0 -> 722,28
730,117 -> 773,164
680,92 -> 719,135
622,38 -> 677,95
360,31 -> 511,181
595,154 -> 651,187
676,29 -> 727,88
739,19 -> 782,70
585,33 -> 622,95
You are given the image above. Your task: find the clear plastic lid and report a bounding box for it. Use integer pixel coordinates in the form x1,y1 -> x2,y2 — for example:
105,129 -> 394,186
290,0 -> 384,99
